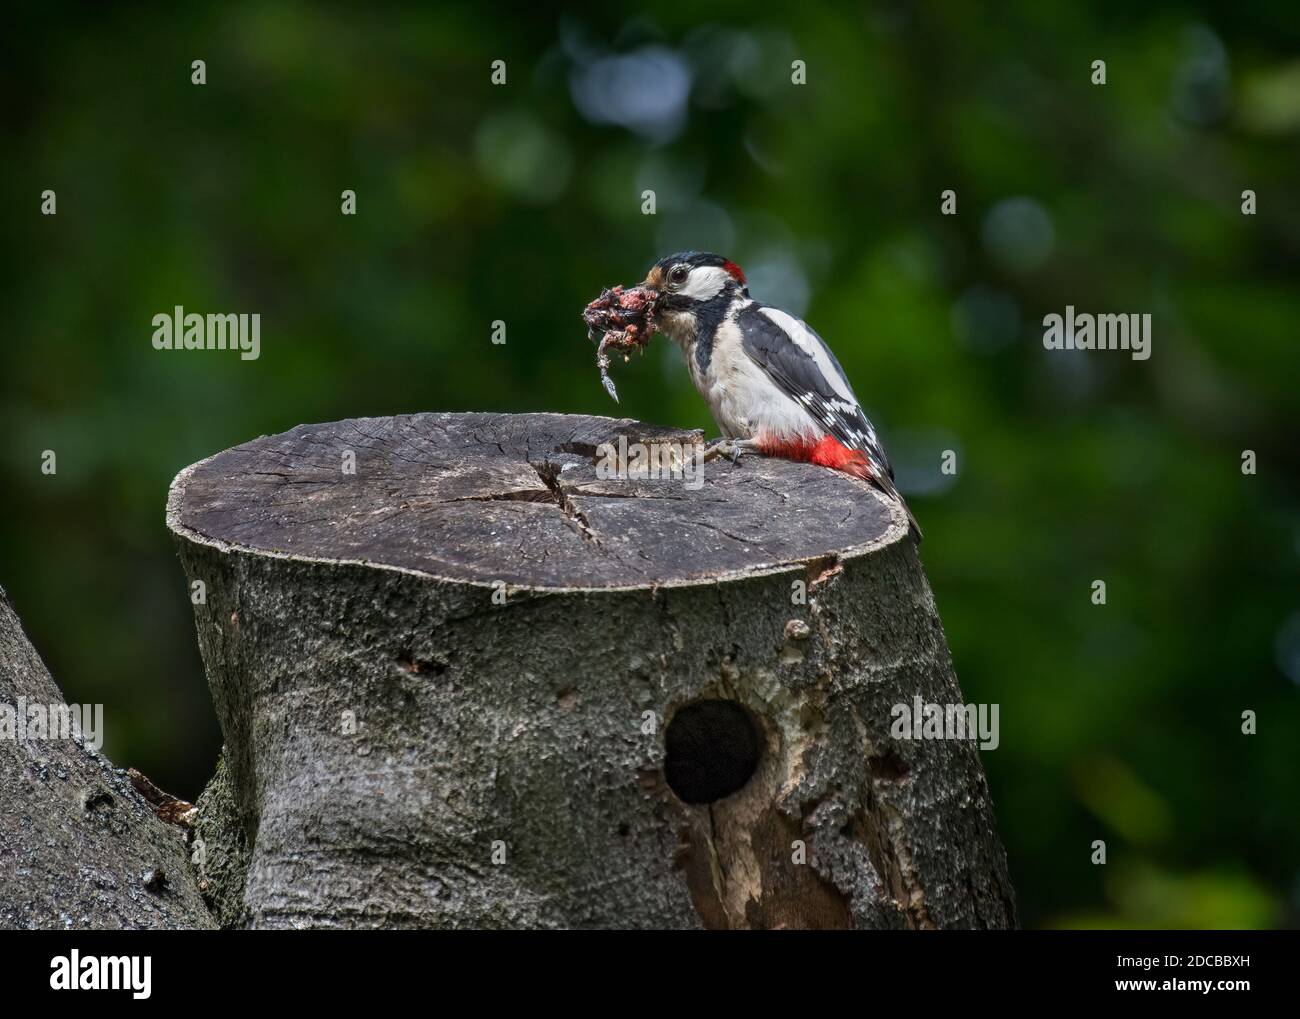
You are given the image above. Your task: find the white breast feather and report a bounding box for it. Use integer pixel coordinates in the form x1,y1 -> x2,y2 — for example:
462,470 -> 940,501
698,306 -> 819,442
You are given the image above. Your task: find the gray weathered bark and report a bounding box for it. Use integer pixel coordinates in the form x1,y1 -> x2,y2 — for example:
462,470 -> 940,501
168,411 -> 1016,929
0,586 -> 215,929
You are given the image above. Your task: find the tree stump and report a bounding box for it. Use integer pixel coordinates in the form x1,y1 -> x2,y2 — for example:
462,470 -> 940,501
166,411 -> 1016,929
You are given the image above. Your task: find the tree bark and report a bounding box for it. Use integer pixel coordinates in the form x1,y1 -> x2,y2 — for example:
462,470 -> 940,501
0,586 -> 215,929
167,411 -> 1017,929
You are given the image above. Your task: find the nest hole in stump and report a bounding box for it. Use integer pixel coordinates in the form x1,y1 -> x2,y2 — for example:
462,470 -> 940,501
663,700 -> 763,805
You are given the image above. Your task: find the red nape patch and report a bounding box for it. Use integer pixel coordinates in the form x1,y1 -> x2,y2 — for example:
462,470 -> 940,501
722,259 -> 746,284
757,434 -> 873,481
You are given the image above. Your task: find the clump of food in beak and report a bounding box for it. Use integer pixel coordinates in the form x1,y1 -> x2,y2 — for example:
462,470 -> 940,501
582,283 -> 659,402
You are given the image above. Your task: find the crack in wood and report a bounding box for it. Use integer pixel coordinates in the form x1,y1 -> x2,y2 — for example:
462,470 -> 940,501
531,461 -> 600,545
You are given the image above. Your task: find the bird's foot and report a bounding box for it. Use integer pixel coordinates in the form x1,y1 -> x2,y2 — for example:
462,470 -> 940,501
702,438 -> 759,464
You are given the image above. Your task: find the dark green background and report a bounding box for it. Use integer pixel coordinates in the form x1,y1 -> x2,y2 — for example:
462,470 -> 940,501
3,3 -> 1298,928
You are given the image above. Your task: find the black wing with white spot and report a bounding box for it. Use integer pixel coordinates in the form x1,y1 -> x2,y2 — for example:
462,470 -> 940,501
736,303 -> 894,480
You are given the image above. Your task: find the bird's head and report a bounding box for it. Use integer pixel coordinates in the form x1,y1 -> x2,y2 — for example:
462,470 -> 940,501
640,251 -> 748,344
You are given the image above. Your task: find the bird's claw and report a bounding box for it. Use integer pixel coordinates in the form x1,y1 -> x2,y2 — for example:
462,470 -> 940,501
703,438 -> 751,465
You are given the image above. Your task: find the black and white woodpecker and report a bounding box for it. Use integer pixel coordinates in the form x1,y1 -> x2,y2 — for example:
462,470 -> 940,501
638,250 -> 920,540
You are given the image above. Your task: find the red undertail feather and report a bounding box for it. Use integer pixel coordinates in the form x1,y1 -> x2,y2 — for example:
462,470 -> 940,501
758,434 -> 873,480
807,435 -> 873,479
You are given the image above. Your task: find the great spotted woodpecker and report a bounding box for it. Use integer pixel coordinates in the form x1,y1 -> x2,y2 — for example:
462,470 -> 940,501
641,250 -> 921,540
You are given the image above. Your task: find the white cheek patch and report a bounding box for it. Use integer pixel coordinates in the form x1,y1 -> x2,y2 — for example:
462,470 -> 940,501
681,266 -> 731,301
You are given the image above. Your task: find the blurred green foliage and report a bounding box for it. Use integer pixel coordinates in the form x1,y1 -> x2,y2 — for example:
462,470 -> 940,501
2,2 -> 1297,928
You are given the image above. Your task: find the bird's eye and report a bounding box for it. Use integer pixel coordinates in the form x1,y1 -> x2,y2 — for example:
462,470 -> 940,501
669,265 -> 689,286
